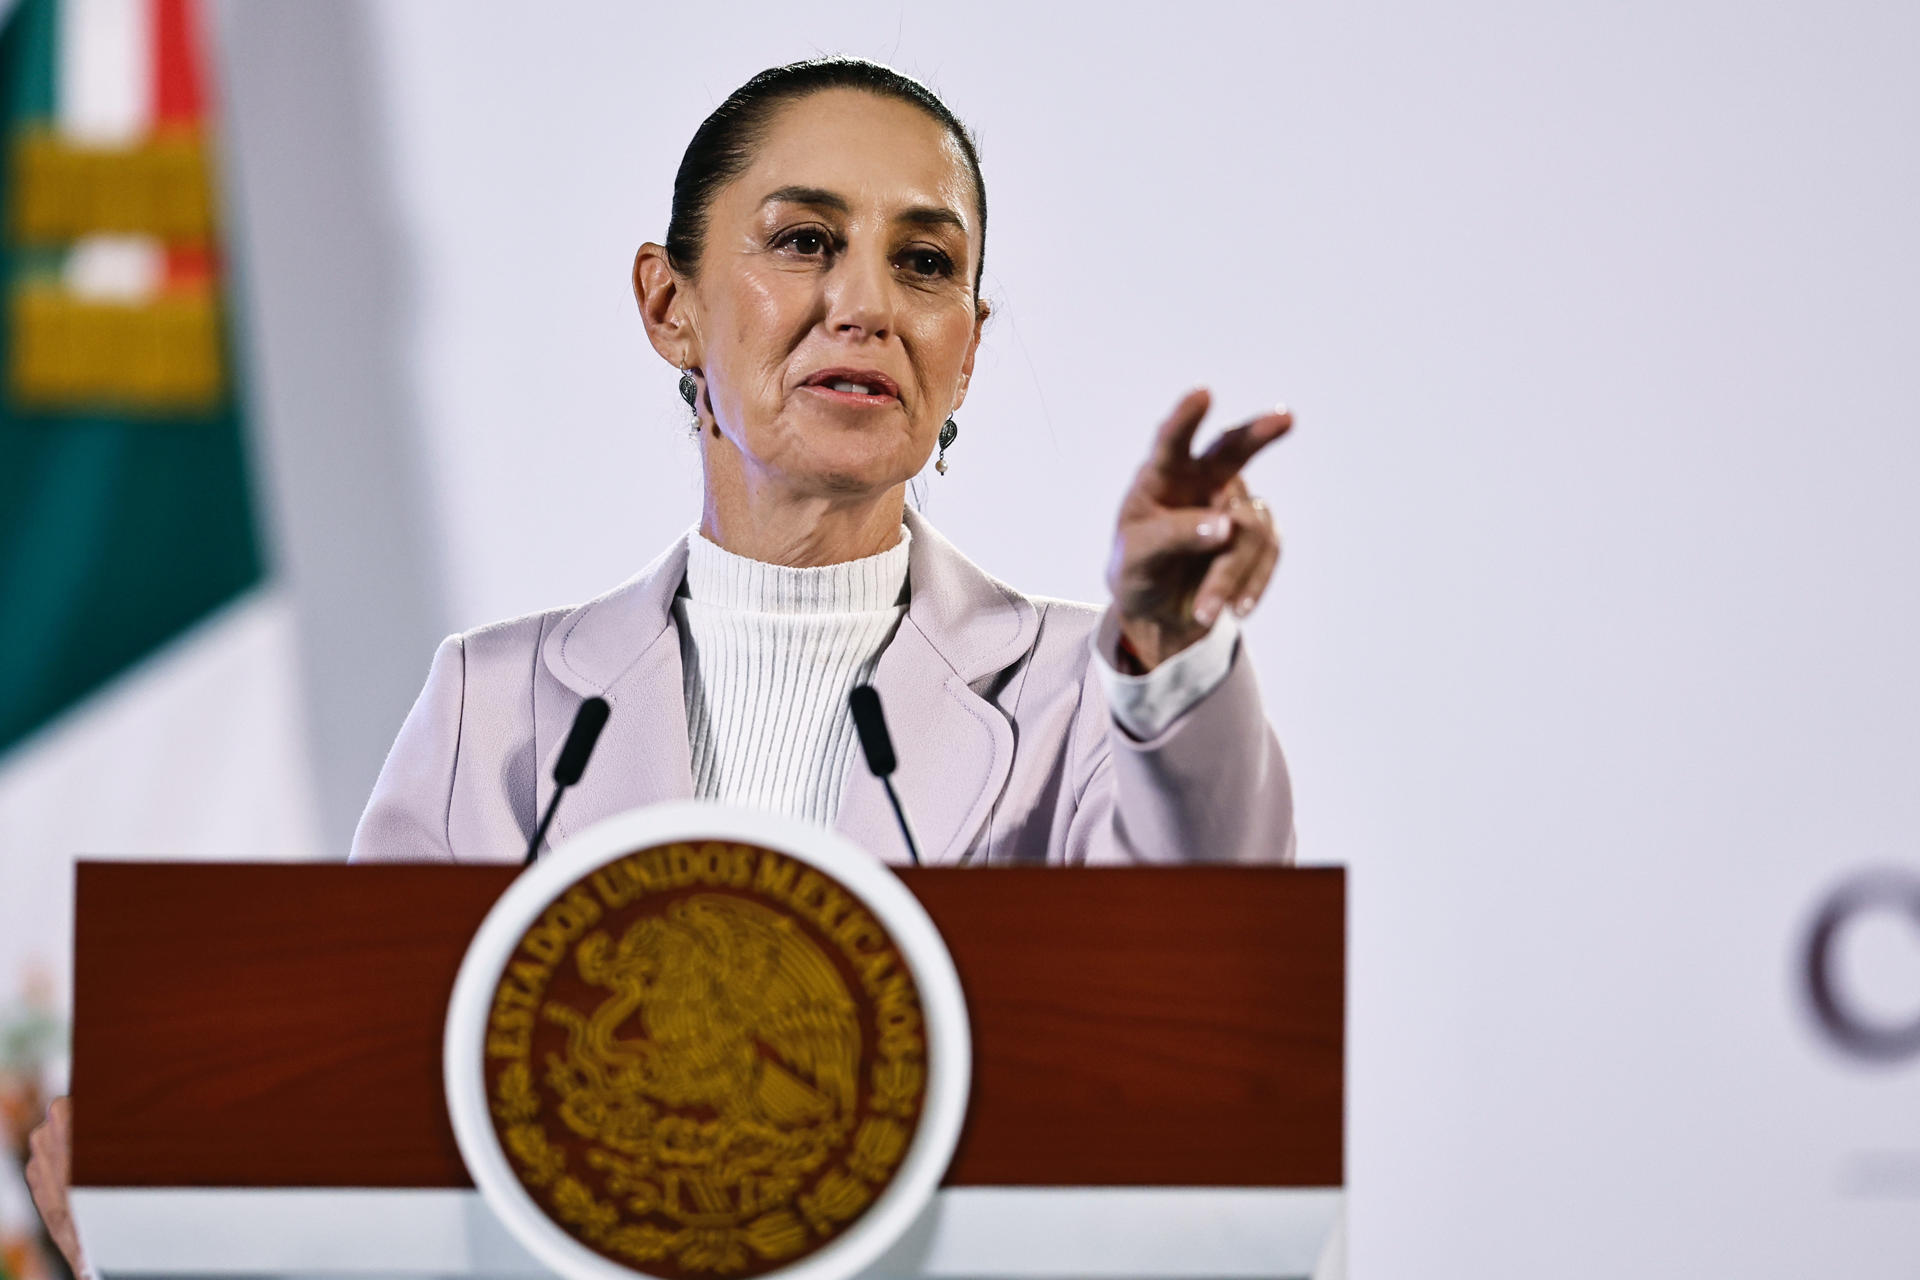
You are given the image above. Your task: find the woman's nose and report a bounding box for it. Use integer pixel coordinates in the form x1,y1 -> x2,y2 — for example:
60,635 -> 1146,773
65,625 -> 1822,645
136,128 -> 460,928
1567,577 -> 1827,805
823,247 -> 895,341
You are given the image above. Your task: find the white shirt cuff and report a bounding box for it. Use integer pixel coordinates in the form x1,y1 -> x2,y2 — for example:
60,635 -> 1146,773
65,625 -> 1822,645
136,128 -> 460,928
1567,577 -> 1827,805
1089,606 -> 1240,741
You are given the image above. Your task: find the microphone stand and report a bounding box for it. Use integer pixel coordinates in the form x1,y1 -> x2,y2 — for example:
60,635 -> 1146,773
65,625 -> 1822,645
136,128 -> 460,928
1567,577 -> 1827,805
524,696 -> 610,866
849,684 -> 922,866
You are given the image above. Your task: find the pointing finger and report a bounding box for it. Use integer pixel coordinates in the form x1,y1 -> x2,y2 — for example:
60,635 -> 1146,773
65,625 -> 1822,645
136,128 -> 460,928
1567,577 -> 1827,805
1147,388 -> 1213,475
1196,406 -> 1293,480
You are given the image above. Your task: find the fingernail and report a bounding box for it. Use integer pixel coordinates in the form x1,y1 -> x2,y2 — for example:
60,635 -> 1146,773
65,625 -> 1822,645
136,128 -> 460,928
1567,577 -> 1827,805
1235,596 -> 1256,617
1195,598 -> 1220,624
1274,402 -> 1290,417
1198,518 -> 1227,540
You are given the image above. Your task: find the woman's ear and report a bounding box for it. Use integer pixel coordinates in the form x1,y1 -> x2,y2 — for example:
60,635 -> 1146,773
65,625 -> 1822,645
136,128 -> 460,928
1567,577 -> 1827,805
950,296 -> 991,413
633,243 -> 699,367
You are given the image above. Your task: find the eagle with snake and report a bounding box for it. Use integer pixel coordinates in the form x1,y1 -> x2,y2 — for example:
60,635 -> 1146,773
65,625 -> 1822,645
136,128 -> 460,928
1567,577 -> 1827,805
542,893 -> 863,1209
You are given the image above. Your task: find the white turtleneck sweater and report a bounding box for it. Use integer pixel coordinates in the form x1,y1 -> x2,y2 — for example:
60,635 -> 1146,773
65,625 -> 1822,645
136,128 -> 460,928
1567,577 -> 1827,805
673,522 -> 1239,826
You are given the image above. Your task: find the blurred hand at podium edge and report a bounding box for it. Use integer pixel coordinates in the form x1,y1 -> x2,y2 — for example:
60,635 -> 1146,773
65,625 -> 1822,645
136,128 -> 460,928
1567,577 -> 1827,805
25,1097 -> 88,1280
1107,389 -> 1291,671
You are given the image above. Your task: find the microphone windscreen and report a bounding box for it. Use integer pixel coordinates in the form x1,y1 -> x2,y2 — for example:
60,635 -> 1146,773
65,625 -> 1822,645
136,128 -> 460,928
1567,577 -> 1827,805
553,696 -> 611,787
849,684 -> 897,776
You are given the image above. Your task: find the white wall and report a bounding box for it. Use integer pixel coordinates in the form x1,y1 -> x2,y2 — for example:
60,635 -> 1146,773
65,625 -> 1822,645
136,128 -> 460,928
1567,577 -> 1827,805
217,2 -> 1920,1275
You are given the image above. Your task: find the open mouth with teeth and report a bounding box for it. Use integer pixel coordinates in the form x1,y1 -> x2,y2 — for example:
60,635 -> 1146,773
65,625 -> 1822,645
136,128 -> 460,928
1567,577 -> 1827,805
800,369 -> 901,407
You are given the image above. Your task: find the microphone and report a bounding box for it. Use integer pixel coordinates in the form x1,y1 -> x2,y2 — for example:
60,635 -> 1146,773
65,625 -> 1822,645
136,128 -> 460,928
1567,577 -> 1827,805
849,684 -> 922,866
525,696 -> 610,866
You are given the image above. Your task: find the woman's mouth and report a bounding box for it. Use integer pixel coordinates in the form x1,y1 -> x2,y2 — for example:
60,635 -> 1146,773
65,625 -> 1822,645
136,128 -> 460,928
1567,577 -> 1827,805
800,369 -> 901,407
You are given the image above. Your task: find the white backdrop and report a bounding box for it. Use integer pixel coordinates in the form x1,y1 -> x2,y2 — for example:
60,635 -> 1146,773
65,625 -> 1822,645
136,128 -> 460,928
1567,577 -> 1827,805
198,2 -> 1920,1276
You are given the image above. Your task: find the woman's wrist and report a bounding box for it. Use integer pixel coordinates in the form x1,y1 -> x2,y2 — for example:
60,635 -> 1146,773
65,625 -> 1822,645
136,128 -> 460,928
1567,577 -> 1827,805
1115,616 -> 1209,672
1095,606 -> 1241,740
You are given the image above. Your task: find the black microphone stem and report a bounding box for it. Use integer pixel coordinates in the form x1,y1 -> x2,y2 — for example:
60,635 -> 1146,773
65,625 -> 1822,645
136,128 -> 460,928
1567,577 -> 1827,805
881,777 -> 923,867
524,790 -> 565,868
849,684 -> 922,867
525,696 -> 611,866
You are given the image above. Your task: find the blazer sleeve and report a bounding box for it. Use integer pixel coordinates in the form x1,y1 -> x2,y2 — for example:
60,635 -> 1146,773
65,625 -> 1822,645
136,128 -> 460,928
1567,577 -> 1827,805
1061,625 -> 1296,866
347,634 -> 465,863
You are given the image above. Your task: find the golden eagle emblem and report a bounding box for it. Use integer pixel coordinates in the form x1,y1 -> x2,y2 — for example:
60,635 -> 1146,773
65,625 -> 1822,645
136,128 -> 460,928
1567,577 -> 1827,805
483,841 -> 928,1278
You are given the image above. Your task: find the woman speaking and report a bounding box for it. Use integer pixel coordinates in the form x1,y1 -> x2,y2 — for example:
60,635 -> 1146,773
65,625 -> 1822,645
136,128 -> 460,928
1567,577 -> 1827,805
350,58 -> 1295,868
27,55 -> 1297,1270
349,56 -> 1297,868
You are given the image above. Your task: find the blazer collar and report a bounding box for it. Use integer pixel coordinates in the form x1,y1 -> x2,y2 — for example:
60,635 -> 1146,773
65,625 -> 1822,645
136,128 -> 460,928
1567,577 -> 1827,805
538,536 -> 695,844
538,506 -> 1039,863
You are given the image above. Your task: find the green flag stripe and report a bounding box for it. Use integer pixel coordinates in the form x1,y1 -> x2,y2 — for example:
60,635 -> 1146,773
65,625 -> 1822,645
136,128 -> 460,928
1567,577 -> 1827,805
5,0 -> 52,121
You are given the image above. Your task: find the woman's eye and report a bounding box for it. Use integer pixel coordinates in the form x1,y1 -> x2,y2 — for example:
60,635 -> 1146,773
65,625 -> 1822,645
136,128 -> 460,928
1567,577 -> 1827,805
779,229 -> 831,257
901,249 -> 954,278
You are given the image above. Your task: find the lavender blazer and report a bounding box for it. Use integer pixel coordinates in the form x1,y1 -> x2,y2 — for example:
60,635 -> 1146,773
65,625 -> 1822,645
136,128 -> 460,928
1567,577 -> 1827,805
348,507 -> 1295,867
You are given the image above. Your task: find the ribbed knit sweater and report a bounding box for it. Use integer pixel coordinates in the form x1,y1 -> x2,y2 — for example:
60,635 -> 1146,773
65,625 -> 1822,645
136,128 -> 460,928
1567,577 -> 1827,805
673,523 -> 914,826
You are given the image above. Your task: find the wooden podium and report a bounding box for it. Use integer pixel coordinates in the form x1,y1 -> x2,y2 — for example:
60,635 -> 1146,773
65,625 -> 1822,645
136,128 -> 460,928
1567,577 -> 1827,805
67,862 -> 1345,1278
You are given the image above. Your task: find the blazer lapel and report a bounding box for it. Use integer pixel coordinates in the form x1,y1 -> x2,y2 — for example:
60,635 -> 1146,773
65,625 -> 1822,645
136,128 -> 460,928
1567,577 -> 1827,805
834,508 -> 1037,866
539,536 -> 695,846
533,509 -> 1040,866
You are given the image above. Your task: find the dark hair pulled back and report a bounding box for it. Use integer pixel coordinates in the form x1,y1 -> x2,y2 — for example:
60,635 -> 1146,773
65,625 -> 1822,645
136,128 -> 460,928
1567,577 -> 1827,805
664,57 -> 988,295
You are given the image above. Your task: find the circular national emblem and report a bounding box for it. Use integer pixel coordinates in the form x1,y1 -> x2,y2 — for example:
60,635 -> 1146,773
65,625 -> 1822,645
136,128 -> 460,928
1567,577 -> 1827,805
486,846 -> 925,1271
446,803 -> 970,1280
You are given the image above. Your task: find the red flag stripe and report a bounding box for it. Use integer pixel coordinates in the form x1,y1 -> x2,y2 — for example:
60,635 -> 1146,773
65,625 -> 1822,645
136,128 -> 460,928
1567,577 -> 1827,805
151,0 -> 204,126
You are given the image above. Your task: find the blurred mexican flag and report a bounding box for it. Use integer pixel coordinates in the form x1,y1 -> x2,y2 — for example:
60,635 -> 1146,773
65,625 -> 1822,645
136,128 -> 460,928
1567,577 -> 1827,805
1,0 -> 259,750
0,3 -> 321,1262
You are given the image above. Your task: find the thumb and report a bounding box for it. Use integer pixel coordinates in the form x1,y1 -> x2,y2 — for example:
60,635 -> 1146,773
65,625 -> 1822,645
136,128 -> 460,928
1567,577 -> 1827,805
1125,507 -> 1237,565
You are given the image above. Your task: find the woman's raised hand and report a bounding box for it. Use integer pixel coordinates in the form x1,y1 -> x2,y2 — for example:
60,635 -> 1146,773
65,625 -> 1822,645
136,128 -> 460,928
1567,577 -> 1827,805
1106,388 -> 1291,670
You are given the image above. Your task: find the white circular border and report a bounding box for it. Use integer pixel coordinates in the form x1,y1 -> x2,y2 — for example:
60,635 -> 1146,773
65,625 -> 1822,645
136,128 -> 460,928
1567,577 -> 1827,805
445,801 -> 972,1280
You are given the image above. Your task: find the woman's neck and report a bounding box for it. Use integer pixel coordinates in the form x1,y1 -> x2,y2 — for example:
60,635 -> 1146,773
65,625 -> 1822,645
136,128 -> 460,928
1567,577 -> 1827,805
699,477 -> 907,567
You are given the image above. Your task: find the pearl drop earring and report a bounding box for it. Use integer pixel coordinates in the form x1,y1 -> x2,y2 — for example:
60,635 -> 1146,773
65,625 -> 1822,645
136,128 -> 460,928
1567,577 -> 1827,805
679,362 -> 698,433
936,418 -> 959,474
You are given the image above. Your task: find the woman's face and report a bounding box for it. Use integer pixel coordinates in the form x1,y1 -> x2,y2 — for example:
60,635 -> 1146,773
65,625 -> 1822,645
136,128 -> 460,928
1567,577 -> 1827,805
678,90 -> 986,499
